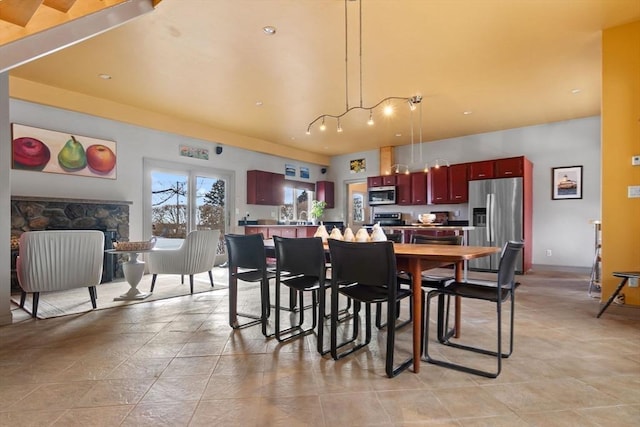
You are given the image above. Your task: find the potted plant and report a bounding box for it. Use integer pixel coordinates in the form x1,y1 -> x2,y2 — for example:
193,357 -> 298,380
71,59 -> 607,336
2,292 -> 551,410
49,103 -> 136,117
310,200 -> 326,225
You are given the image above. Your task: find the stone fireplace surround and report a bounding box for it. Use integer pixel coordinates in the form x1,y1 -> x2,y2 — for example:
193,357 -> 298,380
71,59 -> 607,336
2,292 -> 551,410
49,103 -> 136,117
11,196 -> 132,283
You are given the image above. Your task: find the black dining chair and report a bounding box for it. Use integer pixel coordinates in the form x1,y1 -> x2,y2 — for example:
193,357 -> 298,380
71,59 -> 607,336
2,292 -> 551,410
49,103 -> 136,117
405,234 -> 463,344
224,233 -> 275,336
328,239 -> 413,378
423,240 -> 524,378
273,236 -> 329,354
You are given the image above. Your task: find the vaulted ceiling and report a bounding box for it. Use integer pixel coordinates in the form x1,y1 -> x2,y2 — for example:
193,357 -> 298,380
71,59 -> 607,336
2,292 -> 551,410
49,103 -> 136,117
4,0 -> 640,165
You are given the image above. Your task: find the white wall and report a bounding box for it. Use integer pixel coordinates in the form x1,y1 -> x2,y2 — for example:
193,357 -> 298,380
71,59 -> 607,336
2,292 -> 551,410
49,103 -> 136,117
10,100 -> 326,240
330,117 -> 601,269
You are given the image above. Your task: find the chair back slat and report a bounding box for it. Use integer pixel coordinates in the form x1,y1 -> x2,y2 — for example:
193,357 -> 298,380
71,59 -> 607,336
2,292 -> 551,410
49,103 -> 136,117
273,236 -> 324,278
328,240 -> 396,288
225,233 -> 268,270
496,241 -> 524,289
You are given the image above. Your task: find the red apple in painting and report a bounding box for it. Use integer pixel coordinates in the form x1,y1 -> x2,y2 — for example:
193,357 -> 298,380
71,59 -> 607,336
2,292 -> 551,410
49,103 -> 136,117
86,144 -> 116,174
12,137 -> 51,170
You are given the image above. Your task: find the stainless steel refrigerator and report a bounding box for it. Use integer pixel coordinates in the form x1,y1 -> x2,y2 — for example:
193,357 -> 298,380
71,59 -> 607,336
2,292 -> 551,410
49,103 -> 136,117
468,177 -> 524,272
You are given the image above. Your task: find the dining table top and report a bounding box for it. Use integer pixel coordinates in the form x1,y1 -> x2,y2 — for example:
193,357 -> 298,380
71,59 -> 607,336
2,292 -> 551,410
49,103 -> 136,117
264,238 -> 500,260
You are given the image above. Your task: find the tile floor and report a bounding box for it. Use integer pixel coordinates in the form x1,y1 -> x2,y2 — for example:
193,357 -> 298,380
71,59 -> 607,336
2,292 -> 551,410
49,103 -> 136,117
1,268 -> 639,426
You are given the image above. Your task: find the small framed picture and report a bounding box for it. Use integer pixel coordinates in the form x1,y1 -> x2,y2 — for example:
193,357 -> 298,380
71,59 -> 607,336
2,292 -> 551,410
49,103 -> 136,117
552,166 -> 582,200
350,158 -> 366,173
300,166 -> 309,179
285,164 -> 296,177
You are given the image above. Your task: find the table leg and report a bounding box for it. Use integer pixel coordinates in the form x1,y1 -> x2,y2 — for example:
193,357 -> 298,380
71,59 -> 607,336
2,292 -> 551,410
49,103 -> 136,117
454,261 -> 463,338
596,277 -> 628,318
114,252 -> 151,301
411,259 -> 422,373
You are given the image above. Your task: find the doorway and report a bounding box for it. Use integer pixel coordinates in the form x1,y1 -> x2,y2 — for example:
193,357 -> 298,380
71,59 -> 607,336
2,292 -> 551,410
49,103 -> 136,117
345,180 -> 369,228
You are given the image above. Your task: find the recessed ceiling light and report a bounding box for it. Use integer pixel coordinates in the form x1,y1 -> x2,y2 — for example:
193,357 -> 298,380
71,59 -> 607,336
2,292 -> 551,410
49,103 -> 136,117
263,26 -> 276,35
395,133 -> 402,137
255,101 -> 263,106
571,88 -> 582,94
290,137 -> 296,140
463,111 -> 473,115
98,73 -> 112,80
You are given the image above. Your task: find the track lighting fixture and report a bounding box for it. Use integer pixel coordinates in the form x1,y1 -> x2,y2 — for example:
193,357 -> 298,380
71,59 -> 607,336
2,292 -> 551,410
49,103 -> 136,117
305,0 -> 422,135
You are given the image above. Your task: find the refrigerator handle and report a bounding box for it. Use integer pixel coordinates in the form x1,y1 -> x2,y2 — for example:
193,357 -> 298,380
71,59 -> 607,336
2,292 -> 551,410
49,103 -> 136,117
485,193 -> 491,242
490,193 -> 496,242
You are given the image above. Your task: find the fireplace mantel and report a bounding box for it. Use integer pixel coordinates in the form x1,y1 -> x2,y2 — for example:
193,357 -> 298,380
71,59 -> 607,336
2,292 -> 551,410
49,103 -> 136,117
11,196 -> 132,205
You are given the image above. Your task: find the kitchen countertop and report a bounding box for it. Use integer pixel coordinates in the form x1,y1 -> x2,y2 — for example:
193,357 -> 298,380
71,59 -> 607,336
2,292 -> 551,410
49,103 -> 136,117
383,225 -> 475,231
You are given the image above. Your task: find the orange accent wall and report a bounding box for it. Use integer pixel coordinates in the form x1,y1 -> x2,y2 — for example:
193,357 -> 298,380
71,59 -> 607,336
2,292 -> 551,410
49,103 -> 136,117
601,20 -> 640,306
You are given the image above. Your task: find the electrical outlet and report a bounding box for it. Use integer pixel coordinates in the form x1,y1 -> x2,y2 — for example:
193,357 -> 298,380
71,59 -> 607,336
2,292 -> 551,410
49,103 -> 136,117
546,249 -> 552,256
629,277 -> 639,288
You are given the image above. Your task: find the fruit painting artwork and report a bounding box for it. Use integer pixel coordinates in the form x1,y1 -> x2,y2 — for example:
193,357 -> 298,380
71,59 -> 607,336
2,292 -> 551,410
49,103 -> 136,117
11,124 -> 116,179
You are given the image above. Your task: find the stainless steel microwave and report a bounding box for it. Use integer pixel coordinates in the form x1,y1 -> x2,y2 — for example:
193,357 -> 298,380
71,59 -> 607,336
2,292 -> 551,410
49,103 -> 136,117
368,186 -> 397,205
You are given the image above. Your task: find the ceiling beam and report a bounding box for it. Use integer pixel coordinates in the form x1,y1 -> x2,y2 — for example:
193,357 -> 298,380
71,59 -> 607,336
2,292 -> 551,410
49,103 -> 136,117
43,0 -> 77,13
0,0 -> 43,27
0,0 -> 155,74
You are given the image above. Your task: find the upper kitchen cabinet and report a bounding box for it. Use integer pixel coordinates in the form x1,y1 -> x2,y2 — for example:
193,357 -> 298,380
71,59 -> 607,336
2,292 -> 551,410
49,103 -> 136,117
469,160 -> 495,180
367,176 -> 382,187
495,156 -> 525,177
427,164 -> 468,204
396,173 -> 412,205
316,180 -> 335,208
382,175 -> 396,186
411,172 -> 428,205
247,170 -> 284,205
449,163 -> 468,203
428,166 -> 449,204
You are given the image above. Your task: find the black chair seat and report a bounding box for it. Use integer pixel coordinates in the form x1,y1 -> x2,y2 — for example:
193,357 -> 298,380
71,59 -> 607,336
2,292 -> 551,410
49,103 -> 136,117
340,284 -> 411,304
236,269 -> 276,283
280,274 -> 324,292
445,282 -> 512,302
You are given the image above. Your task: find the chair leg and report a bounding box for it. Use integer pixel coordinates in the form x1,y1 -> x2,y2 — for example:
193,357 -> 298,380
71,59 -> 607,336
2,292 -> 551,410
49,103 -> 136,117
19,291 -> 26,308
88,286 -> 97,309
150,274 -> 158,292
181,274 -> 184,284
209,270 -> 214,287
32,292 -> 39,318
385,294 -> 413,378
189,275 -> 194,294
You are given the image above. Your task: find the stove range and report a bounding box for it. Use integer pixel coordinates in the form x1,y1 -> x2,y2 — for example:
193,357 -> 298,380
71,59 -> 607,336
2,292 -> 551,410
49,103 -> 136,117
371,212 -> 405,226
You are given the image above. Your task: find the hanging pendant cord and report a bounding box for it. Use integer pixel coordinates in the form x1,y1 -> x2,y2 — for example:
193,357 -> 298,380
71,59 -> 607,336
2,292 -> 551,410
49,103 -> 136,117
359,0 -> 363,108
344,0 -> 349,111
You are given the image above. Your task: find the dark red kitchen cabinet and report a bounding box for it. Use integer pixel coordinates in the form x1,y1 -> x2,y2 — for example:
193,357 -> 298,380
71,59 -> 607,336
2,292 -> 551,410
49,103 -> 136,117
271,172 -> 284,205
495,156 -> 524,177
448,163 -> 468,203
247,170 -> 284,205
469,160 -> 495,180
382,175 -> 396,186
396,173 -> 412,205
316,180 -> 335,208
367,176 -> 383,188
428,166 -> 449,204
410,172 -> 428,205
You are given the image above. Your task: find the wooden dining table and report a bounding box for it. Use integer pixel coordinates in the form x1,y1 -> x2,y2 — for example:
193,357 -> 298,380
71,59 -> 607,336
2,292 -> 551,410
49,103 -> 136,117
264,239 -> 500,374
391,243 -> 501,373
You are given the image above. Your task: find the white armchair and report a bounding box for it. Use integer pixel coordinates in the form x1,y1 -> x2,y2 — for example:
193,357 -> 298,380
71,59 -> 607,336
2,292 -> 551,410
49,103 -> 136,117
147,229 -> 220,294
17,230 -> 105,318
